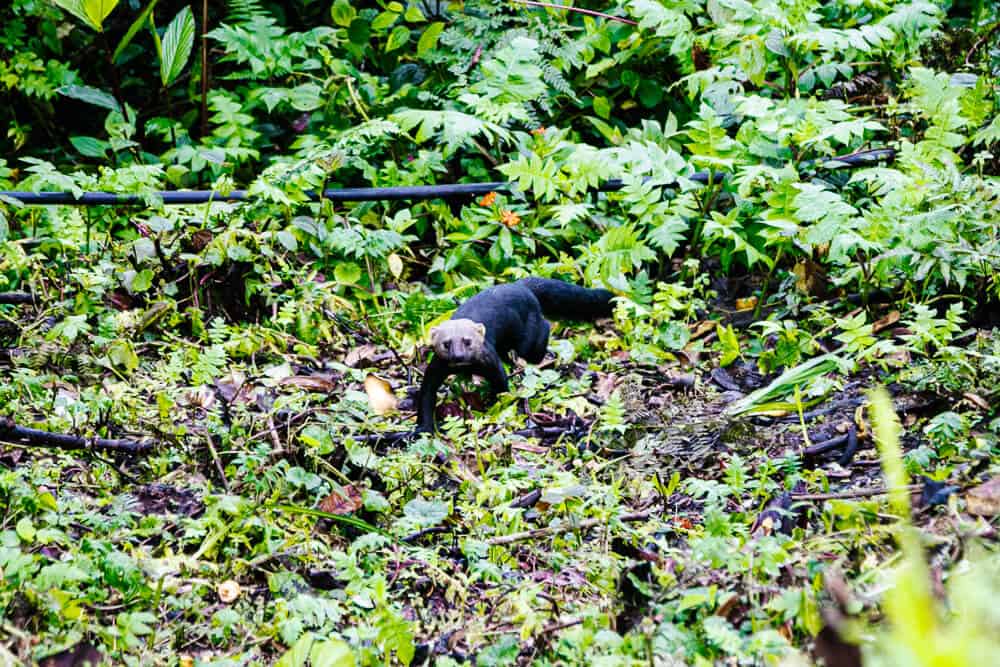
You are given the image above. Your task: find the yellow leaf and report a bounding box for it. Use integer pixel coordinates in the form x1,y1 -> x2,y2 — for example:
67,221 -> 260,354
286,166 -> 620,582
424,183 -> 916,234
364,374 -> 398,415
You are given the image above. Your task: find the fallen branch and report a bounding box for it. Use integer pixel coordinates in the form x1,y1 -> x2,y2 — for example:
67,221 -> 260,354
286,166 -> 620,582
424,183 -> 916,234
0,292 -> 36,305
791,484 -> 920,502
0,417 -> 154,454
803,433 -> 850,457
486,510 -> 653,546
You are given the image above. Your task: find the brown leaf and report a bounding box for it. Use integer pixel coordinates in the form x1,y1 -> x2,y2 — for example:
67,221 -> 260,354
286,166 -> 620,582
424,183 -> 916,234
793,259 -> 828,296
966,475 -> 1000,516
280,375 -> 336,393
871,310 -> 900,334
364,374 -> 398,415
512,441 -> 548,454
318,484 -> 363,515
345,344 -> 379,368
189,229 -> 213,251
594,373 -> 617,401
962,392 -> 990,411
735,296 -> 757,312
688,320 -> 716,339
215,370 -> 247,402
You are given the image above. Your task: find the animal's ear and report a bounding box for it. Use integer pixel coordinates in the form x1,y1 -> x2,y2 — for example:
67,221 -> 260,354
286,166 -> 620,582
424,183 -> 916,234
429,326 -> 442,345
475,323 -> 486,339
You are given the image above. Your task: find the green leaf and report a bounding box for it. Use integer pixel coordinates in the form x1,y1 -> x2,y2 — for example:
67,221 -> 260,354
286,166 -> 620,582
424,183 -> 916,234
57,84 -> 122,112
130,269 -> 154,293
52,0 -> 119,31
289,83 -> 322,111
272,504 -> 392,538
638,79 -> 663,107
385,25 -> 410,52
16,517 -> 35,542
717,323 -> 740,367
371,10 -> 399,31
334,262 -> 362,284
107,340 -> 140,372
159,6 -> 196,87
593,95 -> 611,119
417,21 -> 444,56
402,498 -> 448,528
113,0 -> 160,62
310,638 -> 356,667
70,136 -> 110,157
276,632 -> 314,667
404,5 -> 425,22
330,0 -> 356,27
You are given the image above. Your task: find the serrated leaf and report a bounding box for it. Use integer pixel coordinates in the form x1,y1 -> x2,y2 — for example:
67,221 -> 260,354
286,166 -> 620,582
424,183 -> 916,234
160,6 -> 195,87
57,84 -> 122,112
417,21 -> 444,56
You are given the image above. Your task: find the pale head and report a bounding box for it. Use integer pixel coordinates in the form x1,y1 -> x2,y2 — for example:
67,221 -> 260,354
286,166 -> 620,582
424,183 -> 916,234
430,319 -> 487,364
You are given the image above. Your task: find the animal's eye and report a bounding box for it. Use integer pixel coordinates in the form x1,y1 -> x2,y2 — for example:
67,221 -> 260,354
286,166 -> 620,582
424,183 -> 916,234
443,340 -> 451,350
462,338 -> 471,346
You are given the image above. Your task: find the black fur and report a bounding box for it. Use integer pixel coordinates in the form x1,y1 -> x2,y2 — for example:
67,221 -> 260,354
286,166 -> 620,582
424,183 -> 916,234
416,278 -> 614,433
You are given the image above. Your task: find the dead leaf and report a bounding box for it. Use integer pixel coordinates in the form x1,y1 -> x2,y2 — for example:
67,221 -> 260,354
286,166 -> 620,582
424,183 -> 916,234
962,392 -> 990,411
345,344 -> 379,368
792,259 -> 828,296
610,350 -> 630,362
594,373 -> 617,401
688,320 -> 716,339
512,441 -> 548,454
966,476 -> 1000,516
735,296 -> 757,312
183,386 -> 215,409
280,375 -> 336,393
189,229 -> 213,251
364,374 -> 398,415
217,580 -> 241,604
215,370 -> 247,402
318,485 -> 363,515
871,310 -> 900,333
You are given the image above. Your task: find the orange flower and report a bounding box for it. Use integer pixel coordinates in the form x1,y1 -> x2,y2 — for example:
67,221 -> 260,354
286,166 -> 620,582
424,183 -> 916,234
478,191 -> 497,207
531,126 -> 546,136
499,210 -> 520,228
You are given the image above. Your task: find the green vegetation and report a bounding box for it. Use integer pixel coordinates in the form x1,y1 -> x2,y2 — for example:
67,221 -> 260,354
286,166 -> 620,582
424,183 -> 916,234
0,0 -> 998,665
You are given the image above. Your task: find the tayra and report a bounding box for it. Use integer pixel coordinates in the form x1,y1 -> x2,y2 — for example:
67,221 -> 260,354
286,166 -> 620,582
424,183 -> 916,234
416,278 -> 614,433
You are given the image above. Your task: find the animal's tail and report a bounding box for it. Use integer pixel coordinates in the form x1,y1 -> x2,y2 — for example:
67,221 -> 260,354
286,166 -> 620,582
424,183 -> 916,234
518,278 -> 615,321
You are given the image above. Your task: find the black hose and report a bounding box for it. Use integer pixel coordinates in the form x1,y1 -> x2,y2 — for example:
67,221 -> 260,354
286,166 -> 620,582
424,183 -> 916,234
0,148 -> 894,207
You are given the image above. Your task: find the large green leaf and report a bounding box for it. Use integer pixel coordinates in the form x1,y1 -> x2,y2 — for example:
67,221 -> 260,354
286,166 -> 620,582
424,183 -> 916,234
57,84 -> 122,112
159,6 -> 195,87
52,0 -> 119,31
112,0 -> 160,63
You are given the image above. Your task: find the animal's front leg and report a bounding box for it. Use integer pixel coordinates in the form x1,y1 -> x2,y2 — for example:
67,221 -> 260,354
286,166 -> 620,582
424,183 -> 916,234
481,353 -> 509,405
416,357 -> 452,433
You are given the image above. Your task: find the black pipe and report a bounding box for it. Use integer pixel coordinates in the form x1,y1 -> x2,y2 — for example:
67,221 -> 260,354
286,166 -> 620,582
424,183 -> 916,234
0,148 -> 894,207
